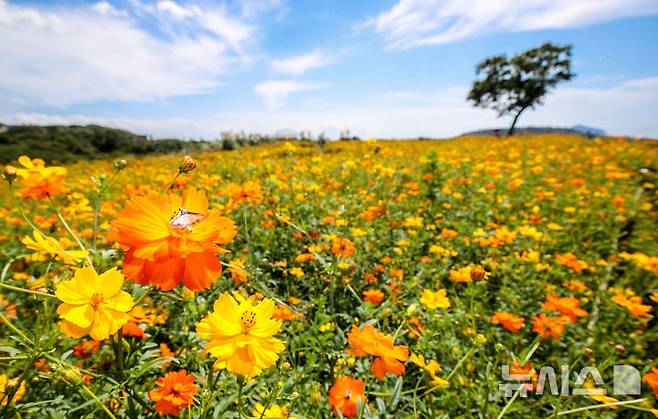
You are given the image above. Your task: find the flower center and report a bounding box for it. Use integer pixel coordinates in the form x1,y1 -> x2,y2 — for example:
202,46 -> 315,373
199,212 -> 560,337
90,293 -> 104,309
239,310 -> 257,333
344,389 -> 352,399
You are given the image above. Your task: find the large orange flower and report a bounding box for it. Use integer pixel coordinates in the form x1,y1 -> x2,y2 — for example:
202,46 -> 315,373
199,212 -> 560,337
492,311 -> 525,332
148,370 -> 198,416
111,188 -> 237,292
542,294 -> 587,323
346,324 -> 408,380
327,376 -> 365,418
532,313 -> 568,340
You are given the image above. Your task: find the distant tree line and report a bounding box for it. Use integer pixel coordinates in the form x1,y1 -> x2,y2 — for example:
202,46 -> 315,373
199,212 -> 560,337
0,124 -> 362,163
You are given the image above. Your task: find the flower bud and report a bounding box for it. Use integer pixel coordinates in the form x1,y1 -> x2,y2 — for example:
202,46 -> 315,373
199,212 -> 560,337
113,159 -> 127,170
582,347 -> 593,356
178,155 -> 197,173
60,366 -> 83,386
614,344 -> 625,354
3,167 -> 17,184
470,265 -> 486,280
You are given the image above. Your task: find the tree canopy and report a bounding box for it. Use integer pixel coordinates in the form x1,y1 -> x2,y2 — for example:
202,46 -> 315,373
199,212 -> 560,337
467,43 -> 574,135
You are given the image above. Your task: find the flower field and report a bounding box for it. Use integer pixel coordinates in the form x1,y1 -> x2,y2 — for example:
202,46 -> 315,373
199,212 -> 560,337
1,133 -> 658,418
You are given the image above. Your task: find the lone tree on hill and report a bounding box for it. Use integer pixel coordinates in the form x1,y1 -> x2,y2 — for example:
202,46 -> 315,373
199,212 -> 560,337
467,42 -> 574,136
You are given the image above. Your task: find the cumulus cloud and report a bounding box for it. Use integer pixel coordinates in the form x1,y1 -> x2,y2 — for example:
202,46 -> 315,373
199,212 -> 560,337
253,80 -> 324,109
6,76 -> 658,139
368,0 -> 658,49
271,50 -> 337,76
0,0 -> 260,106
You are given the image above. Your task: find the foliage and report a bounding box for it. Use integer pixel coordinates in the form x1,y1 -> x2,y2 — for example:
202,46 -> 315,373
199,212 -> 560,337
0,134 -> 657,418
467,43 -> 575,135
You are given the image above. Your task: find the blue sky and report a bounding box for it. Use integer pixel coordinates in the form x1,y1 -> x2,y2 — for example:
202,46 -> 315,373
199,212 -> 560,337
1,0 -> 658,138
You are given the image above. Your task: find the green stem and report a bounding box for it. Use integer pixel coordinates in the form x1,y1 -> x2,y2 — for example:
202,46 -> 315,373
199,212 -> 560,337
556,398 -> 647,416
92,169 -> 121,250
497,339 -> 541,419
133,285 -> 156,307
81,384 -> 117,419
47,196 -> 94,269
167,172 -> 182,190
8,184 -> 39,231
0,282 -> 56,299
236,379 -> 244,419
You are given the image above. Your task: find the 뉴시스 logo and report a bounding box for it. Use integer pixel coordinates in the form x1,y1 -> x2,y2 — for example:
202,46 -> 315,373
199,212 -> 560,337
498,364 -> 641,398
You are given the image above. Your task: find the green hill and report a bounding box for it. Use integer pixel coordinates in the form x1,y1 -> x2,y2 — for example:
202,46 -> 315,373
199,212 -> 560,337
0,124 -> 215,163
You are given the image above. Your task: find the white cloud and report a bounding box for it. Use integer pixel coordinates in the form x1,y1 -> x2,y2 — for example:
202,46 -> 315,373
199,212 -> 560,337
6,76 -> 658,139
271,50 -> 336,76
0,0 -> 259,106
156,0 -> 195,19
368,0 -> 658,49
91,1 -> 126,17
253,80 -> 324,109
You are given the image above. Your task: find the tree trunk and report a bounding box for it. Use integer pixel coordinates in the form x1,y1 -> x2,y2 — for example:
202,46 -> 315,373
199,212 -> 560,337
507,107 -> 526,136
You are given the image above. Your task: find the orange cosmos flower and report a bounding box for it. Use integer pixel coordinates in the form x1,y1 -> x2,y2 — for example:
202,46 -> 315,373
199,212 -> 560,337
121,306 -> 148,339
611,290 -> 653,319
492,311 -> 525,332
110,188 -> 237,292
148,370 -> 198,416
331,237 -> 356,258
346,324 -> 408,380
555,253 -> 589,273
449,266 -> 472,283
363,289 -> 385,305
532,314 -> 568,340
542,294 -> 587,323
332,237 -> 355,258
73,340 -> 100,359
9,156 -> 67,199
643,367 -> 658,397
327,376 -> 365,418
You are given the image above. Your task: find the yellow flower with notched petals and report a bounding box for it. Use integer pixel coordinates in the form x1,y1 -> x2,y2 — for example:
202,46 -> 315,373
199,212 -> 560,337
420,289 -> 451,310
22,229 -> 87,265
196,292 -> 285,377
55,267 -> 133,341
253,403 -> 294,418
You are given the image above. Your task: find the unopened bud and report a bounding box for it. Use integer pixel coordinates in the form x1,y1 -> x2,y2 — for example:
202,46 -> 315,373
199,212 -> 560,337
3,167 -> 17,183
178,155 -> 197,173
614,344 -> 625,354
582,347 -> 593,356
60,366 -> 83,385
113,159 -> 127,170
470,265 -> 486,280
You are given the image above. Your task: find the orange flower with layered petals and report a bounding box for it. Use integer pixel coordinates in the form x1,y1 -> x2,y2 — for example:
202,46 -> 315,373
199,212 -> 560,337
492,311 -> 525,332
327,376 -> 365,418
542,294 -> 587,323
9,156 -> 67,200
643,367 -> 658,397
332,237 -> 355,258
110,188 -> 237,292
148,370 -> 197,416
363,289 -> 385,305
346,324 -> 408,380
532,313 -> 568,340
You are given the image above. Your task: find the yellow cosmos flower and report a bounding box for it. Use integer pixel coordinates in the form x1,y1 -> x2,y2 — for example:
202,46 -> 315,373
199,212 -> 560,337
253,403 -> 293,418
22,229 -> 87,265
420,289 -> 451,310
55,267 -> 133,341
196,292 -> 285,377
411,353 -> 448,388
